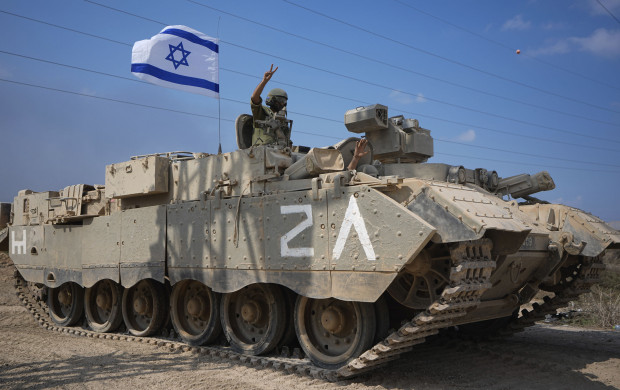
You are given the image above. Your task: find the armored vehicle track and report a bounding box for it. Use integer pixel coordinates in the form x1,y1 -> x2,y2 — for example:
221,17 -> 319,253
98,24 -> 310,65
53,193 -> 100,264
456,254 -> 606,340
496,256 -> 605,336
12,239 -> 495,381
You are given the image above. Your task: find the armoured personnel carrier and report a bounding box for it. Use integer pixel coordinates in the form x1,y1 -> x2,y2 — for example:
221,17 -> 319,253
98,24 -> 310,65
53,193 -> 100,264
1,103 -> 618,379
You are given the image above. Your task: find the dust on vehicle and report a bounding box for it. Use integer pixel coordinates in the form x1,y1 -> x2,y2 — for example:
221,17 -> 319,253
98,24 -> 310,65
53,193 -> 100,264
1,103 -> 618,379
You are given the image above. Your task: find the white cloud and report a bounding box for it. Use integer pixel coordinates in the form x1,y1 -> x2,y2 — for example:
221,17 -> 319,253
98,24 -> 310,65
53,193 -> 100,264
388,90 -> 427,105
502,14 -> 532,31
388,90 -> 413,105
571,28 -> 620,57
529,40 -> 572,56
456,129 -> 476,142
529,28 -> 620,58
79,87 -> 97,96
586,0 -> 620,16
541,21 -> 566,30
551,195 -> 583,208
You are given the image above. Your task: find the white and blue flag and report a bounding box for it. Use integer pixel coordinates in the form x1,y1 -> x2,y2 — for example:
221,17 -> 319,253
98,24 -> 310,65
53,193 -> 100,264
131,25 -> 219,98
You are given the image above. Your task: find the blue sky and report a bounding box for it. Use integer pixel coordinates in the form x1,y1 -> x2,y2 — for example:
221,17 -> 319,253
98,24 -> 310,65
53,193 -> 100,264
1,0 -> 619,222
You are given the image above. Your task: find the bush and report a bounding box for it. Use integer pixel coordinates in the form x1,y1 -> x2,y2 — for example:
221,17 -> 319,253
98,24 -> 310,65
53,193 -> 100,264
570,269 -> 620,328
577,284 -> 620,328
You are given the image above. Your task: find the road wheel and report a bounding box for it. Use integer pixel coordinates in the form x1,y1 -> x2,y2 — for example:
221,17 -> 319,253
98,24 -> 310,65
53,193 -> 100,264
387,249 -> 451,309
170,280 -> 222,345
122,279 -> 167,337
48,282 -> 84,326
85,279 -> 123,332
294,296 -> 376,369
221,284 -> 286,355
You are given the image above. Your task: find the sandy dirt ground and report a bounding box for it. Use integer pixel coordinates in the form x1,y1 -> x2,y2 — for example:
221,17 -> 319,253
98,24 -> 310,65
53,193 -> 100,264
1,253 -> 619,390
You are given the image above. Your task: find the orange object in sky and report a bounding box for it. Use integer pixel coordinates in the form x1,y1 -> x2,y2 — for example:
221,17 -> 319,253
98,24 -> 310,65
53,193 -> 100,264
516,49 -> 521,54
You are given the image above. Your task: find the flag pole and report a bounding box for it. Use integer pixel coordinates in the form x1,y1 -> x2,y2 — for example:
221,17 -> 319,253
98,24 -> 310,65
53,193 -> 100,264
217,16 -> 222,155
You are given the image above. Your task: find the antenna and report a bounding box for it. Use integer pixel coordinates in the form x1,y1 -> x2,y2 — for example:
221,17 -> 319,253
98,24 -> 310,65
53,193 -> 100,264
217,16 -> 222,154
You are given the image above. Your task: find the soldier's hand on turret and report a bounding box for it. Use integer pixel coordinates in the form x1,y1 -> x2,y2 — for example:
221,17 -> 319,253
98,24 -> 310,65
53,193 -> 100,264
347,138 -> 370,170
353,138 -> 370,159
263,64 -> 278,83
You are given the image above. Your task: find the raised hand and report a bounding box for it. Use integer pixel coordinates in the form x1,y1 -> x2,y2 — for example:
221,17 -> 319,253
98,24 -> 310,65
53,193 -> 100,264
252,64 -> 279,105
347,138 -> 370,170
353,138 -> 370,159
263,64 -> 278,82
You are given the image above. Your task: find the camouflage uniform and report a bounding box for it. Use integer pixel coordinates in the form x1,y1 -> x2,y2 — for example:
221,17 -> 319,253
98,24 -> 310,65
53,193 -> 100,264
250,97 -> 277,146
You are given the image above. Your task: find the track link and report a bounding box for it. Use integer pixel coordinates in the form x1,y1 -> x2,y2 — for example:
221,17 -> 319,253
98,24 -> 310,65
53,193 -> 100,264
498,256 -> 605,335
337,239 -> 496,377
12,239 -> 496,381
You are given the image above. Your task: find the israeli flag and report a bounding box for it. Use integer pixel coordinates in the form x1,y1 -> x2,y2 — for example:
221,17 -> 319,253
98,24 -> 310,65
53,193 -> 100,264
131,25 -> 219,98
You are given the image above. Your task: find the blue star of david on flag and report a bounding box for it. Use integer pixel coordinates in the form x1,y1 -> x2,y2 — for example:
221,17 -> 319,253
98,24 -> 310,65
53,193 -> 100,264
131,25 -> 219,98
165,41 -> 191,70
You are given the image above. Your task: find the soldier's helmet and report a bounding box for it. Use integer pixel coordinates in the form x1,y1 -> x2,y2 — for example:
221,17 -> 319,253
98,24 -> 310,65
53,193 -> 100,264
266,88 -> 288,109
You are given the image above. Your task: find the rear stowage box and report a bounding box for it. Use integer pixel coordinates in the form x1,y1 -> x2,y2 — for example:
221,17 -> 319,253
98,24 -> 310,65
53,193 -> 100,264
105,156 -> 169,198
284,148 -> 344,179
12,191 -> 60,226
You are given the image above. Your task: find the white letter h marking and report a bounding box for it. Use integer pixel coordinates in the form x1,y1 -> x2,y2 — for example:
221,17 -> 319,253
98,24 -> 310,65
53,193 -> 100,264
11,230 -> 27,255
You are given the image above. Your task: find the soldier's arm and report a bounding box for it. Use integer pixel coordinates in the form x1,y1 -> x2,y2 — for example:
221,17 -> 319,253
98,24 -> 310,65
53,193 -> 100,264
251,64 -> 278,105
347,138 -> 370,171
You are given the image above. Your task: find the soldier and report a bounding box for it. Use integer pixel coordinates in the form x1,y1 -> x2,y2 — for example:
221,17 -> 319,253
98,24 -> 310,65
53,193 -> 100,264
250,64 -> 288,145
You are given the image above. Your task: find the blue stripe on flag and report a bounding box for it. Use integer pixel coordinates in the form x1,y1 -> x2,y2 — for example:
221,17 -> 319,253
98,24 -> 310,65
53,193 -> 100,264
161,28 -> 219,53
131,63 -> 219,93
